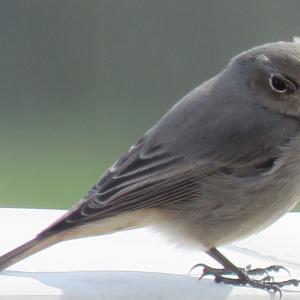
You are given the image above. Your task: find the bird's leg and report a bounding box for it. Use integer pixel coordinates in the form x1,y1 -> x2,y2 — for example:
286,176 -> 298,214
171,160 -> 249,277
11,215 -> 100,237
190,247 -> 300,296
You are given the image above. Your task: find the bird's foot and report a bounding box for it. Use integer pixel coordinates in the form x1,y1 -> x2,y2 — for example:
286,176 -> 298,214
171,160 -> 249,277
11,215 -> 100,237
190,263 -> 288,280
190,263 -> 300,298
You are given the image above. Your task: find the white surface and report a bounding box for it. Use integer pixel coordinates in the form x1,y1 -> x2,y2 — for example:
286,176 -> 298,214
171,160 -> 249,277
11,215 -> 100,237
0,209 -> 300,299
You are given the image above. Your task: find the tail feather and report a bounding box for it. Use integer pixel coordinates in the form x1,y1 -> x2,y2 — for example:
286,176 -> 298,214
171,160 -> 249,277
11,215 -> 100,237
0,209 -> 157,271
0,234 -> 59,271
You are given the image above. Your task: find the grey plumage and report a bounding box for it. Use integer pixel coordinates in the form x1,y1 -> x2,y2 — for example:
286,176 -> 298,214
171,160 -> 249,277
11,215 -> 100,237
1,42 -> 300,283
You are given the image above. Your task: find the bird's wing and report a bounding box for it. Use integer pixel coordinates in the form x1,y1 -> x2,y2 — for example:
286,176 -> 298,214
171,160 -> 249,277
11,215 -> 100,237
45,131 -> 282,235
52,135 -> 206,227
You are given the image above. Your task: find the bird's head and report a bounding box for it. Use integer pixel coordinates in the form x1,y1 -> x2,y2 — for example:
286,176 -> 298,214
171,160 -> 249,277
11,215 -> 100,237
225,41 -> 300,118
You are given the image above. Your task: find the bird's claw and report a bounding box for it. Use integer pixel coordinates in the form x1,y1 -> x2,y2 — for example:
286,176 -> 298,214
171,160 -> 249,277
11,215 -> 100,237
190,263 -> 299,299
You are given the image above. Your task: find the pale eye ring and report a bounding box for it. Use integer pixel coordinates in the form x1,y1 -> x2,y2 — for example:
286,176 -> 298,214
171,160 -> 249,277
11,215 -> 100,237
269,75 -> 288,93
269,74 -> 297,94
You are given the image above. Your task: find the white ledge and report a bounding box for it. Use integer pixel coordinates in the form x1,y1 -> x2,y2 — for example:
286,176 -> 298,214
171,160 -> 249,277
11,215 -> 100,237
0,208 -> 300,299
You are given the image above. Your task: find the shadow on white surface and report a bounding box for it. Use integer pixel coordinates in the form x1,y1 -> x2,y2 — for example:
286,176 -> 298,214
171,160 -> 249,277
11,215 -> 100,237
1,209 -> 300,299
2,270 -> 236,300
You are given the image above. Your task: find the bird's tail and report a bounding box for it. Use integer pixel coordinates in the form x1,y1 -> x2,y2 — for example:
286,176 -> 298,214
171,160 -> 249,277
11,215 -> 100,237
0,209 -> 156,271
0,233 -> 60,271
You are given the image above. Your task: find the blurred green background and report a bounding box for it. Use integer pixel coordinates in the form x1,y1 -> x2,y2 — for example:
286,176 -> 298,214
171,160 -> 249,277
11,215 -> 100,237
1,0 -> 300,210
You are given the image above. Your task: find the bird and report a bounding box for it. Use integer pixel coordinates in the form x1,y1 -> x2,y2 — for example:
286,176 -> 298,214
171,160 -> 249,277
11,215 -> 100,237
1,41 -> 300,294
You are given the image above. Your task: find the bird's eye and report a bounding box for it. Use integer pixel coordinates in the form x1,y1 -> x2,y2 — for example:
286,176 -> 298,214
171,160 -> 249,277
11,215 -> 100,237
269,74 -> 297,94
270,75 -> 287,92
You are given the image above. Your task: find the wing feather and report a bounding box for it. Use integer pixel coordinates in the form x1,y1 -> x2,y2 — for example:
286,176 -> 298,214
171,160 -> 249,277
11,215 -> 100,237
46,136 -> 203,232
46,133 -> 283,234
